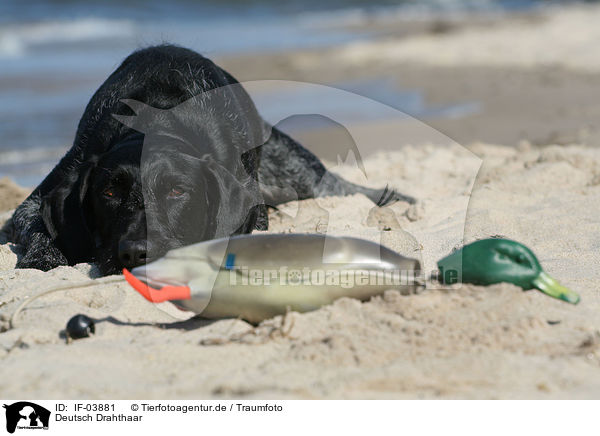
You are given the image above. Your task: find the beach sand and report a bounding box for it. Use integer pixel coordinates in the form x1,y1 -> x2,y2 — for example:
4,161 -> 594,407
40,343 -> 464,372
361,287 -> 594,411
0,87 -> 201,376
1,139 -> 598,399
1,5 -> 599,399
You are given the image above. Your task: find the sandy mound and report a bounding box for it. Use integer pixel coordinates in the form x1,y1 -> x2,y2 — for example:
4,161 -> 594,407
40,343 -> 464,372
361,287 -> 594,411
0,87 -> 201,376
0,140 -> 599,398
0,177 -> 30,213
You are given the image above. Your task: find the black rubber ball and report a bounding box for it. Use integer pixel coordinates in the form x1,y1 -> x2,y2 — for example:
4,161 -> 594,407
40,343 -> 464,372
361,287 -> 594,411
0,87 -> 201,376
66,314 -> 95,340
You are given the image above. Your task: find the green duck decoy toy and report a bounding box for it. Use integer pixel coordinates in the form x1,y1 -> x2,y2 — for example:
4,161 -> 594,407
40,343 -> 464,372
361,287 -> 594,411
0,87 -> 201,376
437,238 -> 580,304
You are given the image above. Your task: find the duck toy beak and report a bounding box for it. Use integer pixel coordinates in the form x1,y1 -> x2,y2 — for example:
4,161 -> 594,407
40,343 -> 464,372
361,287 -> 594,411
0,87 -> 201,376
532,271 -> 580,304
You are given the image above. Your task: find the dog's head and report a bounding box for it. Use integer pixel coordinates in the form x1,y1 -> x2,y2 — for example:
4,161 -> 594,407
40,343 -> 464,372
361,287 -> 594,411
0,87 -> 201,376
42,91 -> 268,275
41,140 -> 145,274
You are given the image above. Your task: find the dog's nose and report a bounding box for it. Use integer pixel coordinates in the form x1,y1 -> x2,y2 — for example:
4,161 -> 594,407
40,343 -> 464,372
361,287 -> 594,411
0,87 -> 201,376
118,240 -> 148,269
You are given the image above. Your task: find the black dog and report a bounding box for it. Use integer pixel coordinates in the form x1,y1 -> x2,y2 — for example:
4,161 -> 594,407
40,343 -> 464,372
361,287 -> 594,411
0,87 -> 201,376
10,45 -> 414,275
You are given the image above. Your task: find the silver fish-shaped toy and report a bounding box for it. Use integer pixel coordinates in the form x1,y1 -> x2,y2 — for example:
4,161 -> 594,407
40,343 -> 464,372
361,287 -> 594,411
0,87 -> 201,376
124,233 -> 421,323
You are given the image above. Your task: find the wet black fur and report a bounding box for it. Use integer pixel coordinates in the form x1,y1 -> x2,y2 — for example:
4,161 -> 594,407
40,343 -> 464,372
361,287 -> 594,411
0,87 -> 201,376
9,44 -> 414,275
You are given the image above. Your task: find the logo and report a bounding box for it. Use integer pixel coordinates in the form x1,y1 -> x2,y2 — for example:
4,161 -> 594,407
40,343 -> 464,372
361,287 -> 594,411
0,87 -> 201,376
3,402 -> 50,434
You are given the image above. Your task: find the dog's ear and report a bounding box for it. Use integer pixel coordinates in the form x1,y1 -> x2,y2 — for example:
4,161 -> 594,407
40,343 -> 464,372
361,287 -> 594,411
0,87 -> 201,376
202,159 -> 263,238
41,161 -> 96,264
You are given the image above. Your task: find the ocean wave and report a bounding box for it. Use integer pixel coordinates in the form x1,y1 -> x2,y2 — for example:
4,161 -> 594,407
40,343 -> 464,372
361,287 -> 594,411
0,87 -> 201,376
0,146 -> 68,165
0,18 -> 136,57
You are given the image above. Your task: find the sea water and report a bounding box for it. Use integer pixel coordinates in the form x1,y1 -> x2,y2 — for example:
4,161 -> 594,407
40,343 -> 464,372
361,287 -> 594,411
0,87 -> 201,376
0,0 -> 564,186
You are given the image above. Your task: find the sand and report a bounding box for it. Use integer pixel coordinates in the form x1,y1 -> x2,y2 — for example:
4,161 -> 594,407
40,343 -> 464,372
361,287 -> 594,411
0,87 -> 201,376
1,4 -> 600,399
1,137 -> 599,399
0,177 -> 30,212
311,6 -> 600,72
219,6 -> 600,148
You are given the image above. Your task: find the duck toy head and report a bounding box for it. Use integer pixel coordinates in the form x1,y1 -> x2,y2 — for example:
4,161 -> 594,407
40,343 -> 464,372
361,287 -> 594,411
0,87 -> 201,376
437,238 -> 580,304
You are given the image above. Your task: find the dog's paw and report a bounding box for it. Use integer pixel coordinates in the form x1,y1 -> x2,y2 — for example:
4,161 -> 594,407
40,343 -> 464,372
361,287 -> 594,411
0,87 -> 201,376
16,248 -> 68,271
16,256 -> 62,271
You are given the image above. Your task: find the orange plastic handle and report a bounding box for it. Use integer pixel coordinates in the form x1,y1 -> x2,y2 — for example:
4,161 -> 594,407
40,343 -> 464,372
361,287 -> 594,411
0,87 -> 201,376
123,268 -> 191,303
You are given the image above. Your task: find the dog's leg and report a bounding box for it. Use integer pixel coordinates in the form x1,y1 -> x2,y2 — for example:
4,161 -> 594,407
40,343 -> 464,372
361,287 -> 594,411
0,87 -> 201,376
257,127 -> 415,207
11,194 -> 69,271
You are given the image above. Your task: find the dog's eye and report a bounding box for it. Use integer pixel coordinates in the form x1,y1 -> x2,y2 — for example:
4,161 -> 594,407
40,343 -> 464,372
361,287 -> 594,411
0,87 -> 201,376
167,186 -> 185,199
103,188 -> 115,198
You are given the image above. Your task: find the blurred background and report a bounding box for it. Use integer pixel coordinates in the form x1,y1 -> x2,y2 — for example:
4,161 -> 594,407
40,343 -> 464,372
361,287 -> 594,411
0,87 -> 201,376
1,0 -> 599,187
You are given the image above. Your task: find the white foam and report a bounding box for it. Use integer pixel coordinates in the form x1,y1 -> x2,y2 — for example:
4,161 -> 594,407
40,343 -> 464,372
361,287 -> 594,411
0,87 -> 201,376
0,18 -> 136,58
0,145 -> 68,165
